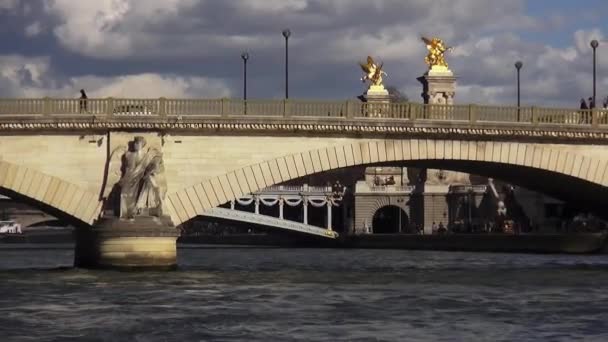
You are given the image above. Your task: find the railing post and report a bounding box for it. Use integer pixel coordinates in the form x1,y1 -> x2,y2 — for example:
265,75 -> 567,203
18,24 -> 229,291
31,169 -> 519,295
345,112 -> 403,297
348,100 -> 358,118
43,97 -> 51,116
592,109 -> 599,127
344,100 -> 350,118
407,103 -> 413,120
221,98 -> 228,117
106,97 -> 114,116
468,104 -> 477,123
158,97 -> 166,117
283,99 -> 289,117
531,106 -> 537,124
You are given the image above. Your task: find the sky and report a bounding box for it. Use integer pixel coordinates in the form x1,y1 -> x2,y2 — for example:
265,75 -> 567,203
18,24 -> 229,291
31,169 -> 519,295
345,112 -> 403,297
0,0 -> 607,107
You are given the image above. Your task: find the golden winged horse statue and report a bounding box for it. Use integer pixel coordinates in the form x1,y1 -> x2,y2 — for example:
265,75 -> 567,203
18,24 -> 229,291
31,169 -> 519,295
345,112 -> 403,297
421,36 -> 453,68
359,56 -> 387,87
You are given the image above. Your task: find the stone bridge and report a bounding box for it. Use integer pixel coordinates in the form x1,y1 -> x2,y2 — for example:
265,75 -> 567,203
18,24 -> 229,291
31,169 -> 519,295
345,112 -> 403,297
1,98 -> 608,266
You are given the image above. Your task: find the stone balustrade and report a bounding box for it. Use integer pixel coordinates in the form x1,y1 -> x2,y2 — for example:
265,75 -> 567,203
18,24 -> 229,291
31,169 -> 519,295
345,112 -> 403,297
1,97 -> 607,127
3,98 -> 608,143
448,185 -> 489,194
355,182 -> 415,194
257,184 -> 334,195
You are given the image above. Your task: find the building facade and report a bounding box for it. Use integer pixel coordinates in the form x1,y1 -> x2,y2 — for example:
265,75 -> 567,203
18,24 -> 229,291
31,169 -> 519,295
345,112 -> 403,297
353,167 -> 565,234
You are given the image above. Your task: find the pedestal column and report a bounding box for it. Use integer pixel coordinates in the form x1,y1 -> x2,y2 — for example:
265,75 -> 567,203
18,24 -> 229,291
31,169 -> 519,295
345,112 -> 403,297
74,216 -> 179,270
279,197 -> 284,219
303,198 -> 308,225
326,200 -> 333,231
422,184 -> 450,235
364,85 -> 391,118
417,66 -> 456,105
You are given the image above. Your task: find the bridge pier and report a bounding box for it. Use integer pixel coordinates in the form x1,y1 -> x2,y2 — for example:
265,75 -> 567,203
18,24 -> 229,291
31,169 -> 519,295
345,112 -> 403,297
74,216 -> 179,270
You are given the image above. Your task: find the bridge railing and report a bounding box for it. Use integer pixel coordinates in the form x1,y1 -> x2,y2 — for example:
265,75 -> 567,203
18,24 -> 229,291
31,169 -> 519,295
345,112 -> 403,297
449,185 -> 488,193
1,97 -> 607,128
258,185 -> 333,193
367,185 -> 415,192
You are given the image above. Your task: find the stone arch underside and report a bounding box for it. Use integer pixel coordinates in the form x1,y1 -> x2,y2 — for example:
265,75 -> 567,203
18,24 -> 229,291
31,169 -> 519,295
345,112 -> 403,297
166,139 -> 608,226
0,160 -> 102,225
357,196 -> 410,233
367,197 -> 409,217
371,205 -> 410,234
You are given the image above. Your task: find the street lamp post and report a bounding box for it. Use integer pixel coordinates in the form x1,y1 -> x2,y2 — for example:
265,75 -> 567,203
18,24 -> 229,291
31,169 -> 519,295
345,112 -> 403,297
282,29 -> 291,99
515,61 -> 523,121
241,52 -> 249,101
591,40 -> 599,109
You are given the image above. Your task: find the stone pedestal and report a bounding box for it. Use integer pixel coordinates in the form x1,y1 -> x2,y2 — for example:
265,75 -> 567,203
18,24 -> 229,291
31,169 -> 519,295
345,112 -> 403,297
422,184 -> 450,235
365,85 -> 390,102
417,66 -> 456,105
74,216 -> 179,270
364,85 -> 390,117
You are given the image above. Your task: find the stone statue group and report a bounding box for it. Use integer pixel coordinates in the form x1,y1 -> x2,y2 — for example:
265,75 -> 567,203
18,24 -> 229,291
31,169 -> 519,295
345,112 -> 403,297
103,136 -> 167,220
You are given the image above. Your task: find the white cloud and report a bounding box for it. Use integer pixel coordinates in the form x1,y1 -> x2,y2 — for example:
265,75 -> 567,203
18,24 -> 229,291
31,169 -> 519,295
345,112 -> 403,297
43,0 -> 199,58
0,55 -> 50,86
24,21 -> 42,37
0,54 -> 231,98
39,0 -> 535,60
45,0 -> 133,58
0,0 -> 18,10
239,0 -> 308,12
70,74 -> 231,98
536,46 -> 579,69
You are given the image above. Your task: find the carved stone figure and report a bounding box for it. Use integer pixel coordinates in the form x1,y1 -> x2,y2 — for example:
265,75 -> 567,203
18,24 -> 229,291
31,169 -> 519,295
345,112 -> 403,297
359,56 -> 387,87
421,37 -> 453,68
103,136 -> 167,219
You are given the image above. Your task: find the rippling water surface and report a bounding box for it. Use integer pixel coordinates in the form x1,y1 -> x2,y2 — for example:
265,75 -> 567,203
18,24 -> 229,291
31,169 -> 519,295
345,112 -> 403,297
1,244 -> 608,341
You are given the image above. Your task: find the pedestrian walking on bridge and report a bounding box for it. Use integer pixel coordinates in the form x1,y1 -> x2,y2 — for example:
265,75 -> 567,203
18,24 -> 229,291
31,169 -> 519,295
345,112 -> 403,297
79,89 -> 88,113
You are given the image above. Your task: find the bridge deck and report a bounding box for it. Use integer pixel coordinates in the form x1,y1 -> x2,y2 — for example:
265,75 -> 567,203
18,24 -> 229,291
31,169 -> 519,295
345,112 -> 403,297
201,207 -> 338,239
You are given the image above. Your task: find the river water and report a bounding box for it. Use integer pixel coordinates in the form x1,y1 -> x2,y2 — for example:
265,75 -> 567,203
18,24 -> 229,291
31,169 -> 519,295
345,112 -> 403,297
1,245 -> 608,341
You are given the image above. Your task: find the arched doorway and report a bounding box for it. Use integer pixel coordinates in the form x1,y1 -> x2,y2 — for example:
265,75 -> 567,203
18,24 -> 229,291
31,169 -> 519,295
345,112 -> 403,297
372,205 -> 409,234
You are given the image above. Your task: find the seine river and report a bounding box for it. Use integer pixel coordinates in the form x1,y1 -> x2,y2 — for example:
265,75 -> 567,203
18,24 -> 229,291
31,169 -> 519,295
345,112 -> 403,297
1,245 -> 608,341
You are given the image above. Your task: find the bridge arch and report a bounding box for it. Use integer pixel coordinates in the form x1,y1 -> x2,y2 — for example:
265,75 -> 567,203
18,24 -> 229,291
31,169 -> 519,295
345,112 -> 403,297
0,160 -> 102,226
166,139 -> 608,226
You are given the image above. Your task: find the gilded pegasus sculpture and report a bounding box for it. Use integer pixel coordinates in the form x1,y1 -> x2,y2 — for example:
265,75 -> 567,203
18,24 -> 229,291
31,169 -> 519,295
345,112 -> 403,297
421,36 -> 453,68
359,56 -> 387,87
